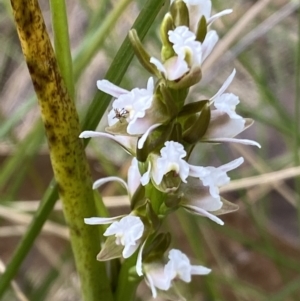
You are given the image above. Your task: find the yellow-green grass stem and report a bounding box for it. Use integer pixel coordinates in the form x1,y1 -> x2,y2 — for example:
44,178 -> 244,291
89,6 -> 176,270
9,0 -> 113,300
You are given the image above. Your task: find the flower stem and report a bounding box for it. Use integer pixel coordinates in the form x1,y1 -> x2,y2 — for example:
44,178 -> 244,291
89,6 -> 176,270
114,255 -> 141,301
9,1 -> 113,300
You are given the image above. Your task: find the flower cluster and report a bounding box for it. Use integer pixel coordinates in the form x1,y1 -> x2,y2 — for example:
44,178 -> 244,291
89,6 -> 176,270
81,0 -> 260,299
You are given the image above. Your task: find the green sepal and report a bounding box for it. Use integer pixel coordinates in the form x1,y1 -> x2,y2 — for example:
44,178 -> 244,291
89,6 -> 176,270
136,123 -> 173,162
168,122 -> 183,142
168,65 -> 202,89
160,13 -> 175,61
196,16 -> 207,43
131,184 -> 146,210
178,100 -> 208,117
169,87 -> 189,110
97,236 -> 123,261
129,29 -> 160,76
183,101 -> 211,144
146,201 -> 161,231
143,233 -> 172,263
158,81 -> 179,118
170,0 -> 189,27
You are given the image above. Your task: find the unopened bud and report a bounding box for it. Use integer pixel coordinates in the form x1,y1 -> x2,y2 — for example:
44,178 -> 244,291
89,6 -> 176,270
170,0 -> 189,27
160,13 -> 175,61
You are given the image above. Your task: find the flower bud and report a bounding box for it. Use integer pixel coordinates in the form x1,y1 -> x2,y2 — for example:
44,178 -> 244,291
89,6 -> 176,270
160,13 -> 175,61
170,0 -> 189,28
183,101 -> 211,144
129,29 -> 160,76
196,15 -> 207,43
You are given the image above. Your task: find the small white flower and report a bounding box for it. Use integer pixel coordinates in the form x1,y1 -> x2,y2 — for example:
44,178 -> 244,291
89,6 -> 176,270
189,157 -> 244,199
104,216 -> 144,258
144,263 -> 172,298
203,69 -> 261,148
164,249 -> 211,283
97,77 -> 162,135
151,26 -> 218,81
85,215 -> 144,259
141,141 -> 189,186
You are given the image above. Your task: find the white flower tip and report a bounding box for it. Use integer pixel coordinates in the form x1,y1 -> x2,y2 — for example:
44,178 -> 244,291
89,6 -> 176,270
79,131 -> 90,138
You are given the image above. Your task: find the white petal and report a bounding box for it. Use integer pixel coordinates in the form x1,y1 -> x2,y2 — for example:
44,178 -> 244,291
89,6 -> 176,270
127,158 -> 141,198
164,56 -> 189,81
138,123 -> 162,149
141,161 -> 151,186
123,241 -> 141,258
220,157 -> 244,172
93,176 -> 128,191
147,77 -> 154,92
136,239 -> 147,276
146,273 -> 158,298
210,69 -> 236,101
207,137 -> 261,148
183,205 -> 224,225
202,30 -> 218,62
97,80 -> 129,98
79,131 -> 137,154
190,265 -> 211,275
84,215 -> 124,225
150,57 -> 167,75
208,9 -> 233,25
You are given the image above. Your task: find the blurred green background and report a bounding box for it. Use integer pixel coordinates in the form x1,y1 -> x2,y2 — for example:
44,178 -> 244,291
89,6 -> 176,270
0,0 -> 300,300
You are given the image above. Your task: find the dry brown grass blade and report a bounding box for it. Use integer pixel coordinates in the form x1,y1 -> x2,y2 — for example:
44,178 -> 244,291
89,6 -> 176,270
0,205 -> 69,239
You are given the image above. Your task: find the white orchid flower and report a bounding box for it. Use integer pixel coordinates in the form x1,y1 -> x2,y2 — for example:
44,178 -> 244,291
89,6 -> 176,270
144,262 -> 172,298
150,26 -> 217,81
141,141 -> 244,210
164,249 -> 211,283
96,77 -> 166,137
202,69 -> 261,148
189,157 -> 244,199
141,141 -> 189,186
85,215 -> 144,259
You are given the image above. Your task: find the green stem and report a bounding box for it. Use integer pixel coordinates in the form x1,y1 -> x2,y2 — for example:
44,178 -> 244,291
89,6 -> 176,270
8,1 -> 113,300
49,0 -> 75,99
114,255 -> 141,301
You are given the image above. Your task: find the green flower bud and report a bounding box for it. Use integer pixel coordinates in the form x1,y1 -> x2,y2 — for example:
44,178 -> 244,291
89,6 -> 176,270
129,29 -> 160,76
196,15 -> 207,43
143,233 -> 172,263
170,0 -> 189,27
160,13 -> 175,61
183,101 -> 211,144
